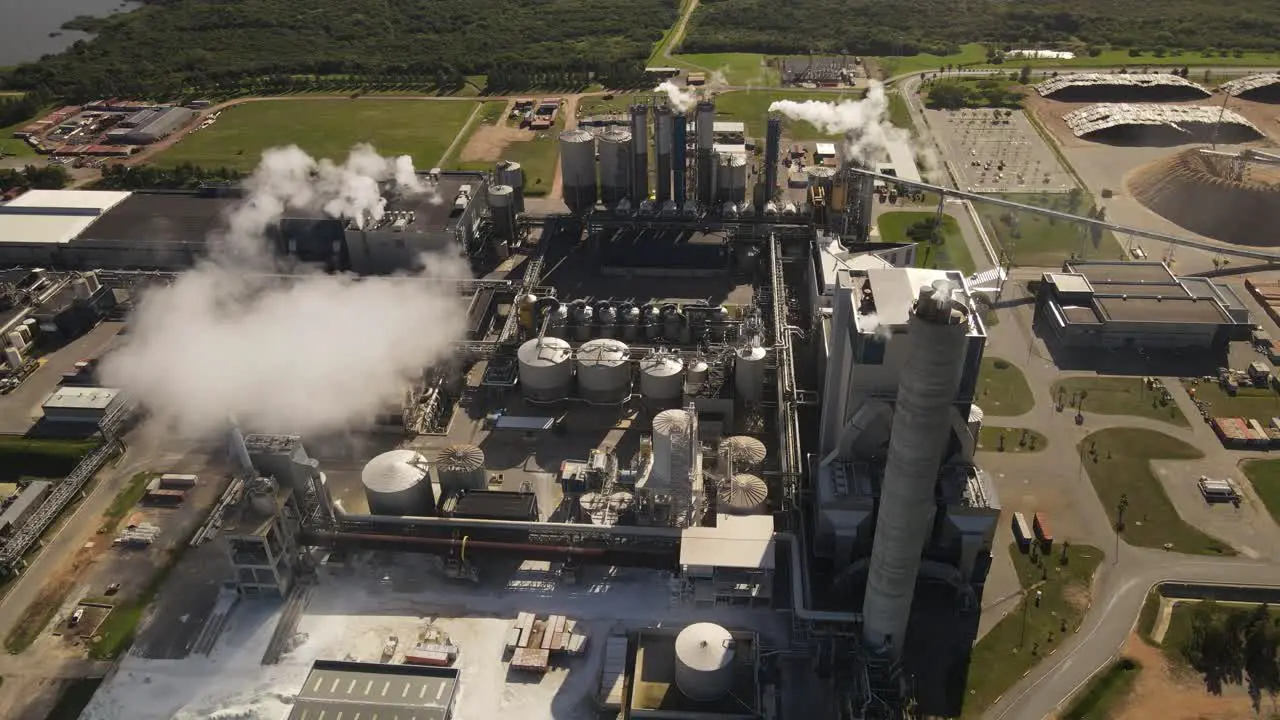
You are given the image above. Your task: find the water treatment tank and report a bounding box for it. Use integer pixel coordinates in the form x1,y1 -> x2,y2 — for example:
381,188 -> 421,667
435,444 -> 487,493
674,623 -> 736,702
639,352 -> 685,403
577,339 -> 631,404
599,128 -> 633,204
518,337 -> 573,402
559,129 -> 597,213
652,408 -> 694,488
734,345 -> 767,402
720,436 -> 767,471
724,473 -> 769,514
362,450 -> 435,516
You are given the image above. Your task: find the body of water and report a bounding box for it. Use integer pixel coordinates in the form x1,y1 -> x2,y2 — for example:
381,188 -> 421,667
0,0 -> 141,67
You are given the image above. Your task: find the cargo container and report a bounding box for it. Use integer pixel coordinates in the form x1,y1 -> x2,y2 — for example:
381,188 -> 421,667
1011,512 -> 1032,551
403,650 -> 452,667
143,489 -> 185,506
1032,512 -> 1053,550
159,474 -> 197,490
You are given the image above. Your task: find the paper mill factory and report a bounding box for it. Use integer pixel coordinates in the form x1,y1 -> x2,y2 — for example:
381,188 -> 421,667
1,96 -> 1007,720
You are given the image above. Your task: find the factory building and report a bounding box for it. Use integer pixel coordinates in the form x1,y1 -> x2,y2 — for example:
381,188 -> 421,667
40,386 -> 124,424
1034,260 -> 1251,349
105,106 -> 197,145
0,481 -> 51,538
221,475 -> 302,597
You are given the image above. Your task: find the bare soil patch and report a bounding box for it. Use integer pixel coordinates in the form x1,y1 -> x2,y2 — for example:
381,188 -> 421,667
1115,632 -> 1263,720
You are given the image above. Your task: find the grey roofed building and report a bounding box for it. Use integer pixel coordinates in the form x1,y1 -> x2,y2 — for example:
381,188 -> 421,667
289,660 -> 459,720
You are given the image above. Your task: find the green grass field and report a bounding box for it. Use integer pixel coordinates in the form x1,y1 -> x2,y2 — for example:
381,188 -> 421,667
98,472 -> 158,535
0,437 -> 100,483
962,543 -> 1104,719
1242,459 -> 1280,528
874,44 -> 991,78
887,91 -> 914,131
578,93 -> 663,116
672,53 -> 780,86
1054,377 -> 1189,426
976,357 -> 1035,416
1060,657 -> 1142,720
976,193 -> 1125,267
1079,428 -> 1232,555
977,426 -> 1046,453
876,211 -> 976,275
1183,379 -> 1280,421
876,43 -> 1280,78
710,89 -> 862,139
158,99 -> 478,171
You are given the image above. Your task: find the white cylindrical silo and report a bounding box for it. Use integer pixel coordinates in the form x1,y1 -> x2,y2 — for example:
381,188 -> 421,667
674,623 -> 735,702
518,337 -> 573,402
489,184 -> 515,240
967,404 -> 984,444
728,155 -> 747,204
863,280 -> 972,657
734,345 -> 767,402
720,436 -> 767,471
576,339 -> 631,404
3,346 -> 22,370
639,352 -> 684,403
723,473 -> 768,514
496,159 -> 525,212
599,128 -> 633,204
559,129 -> 597,213
435,444 -> 487,493
652,408 -> 694,488
362,449 -> 435,516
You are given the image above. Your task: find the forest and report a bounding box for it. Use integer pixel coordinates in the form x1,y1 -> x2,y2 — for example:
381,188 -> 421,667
681,0 -> 1280,57
3,0 -> 677,100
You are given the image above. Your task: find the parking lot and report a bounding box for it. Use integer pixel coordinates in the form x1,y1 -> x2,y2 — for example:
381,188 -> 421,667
926,108 -> 1075,194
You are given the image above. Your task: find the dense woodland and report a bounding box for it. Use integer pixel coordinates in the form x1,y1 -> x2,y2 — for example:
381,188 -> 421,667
93,163 -> 243,190
682,0 -> 1280,57
4,0 -> 677,100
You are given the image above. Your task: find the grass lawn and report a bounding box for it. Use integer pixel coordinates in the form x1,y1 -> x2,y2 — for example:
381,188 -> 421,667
975,193 -> 1125,267
1241,459 -> 1280,528
977,426 -> 1047,453
1137,587 -> 1162,642
1183,379 -> 1280,421
887,91 -> 914,131
962,542 -> 1104,719
157,98 -> 478,171
577,93 -> 659,116
1054,377 -> 1189,427
673,53 -> 780,86
924,76 -> 1025,109
0,437 -> 101,483
98,472 -> 158,534
976,357 -> 1035,416
440,100 -> 508,169
710,89 -> 862,139
45,677 -> 105,720
1060,656 -> 1142,720
496,112 -> 565,198
874,44 -> 991,78
1079,428 -> 1231,555
876,211 -> 976,275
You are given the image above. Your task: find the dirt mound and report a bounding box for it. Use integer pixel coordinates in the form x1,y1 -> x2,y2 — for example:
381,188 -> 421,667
1127,148 -> 1280,246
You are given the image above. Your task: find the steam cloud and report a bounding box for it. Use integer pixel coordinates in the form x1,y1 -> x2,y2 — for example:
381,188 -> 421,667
100,144 -> 467,437
768,81 -> 907,165
655,80 -> 698,113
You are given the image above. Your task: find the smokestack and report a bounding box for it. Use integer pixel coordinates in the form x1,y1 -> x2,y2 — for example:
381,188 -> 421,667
228,420 -> 255,477
861,280 -> 970,658
762,115 -> 782,211
655,106 -> 673,203
673,113 -> 688,204
630,105 -> 650,202
696,101 -> 715,204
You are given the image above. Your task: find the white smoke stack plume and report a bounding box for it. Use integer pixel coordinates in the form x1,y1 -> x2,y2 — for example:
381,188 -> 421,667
100,144 -> 468,438
767,81 -> 908,166
859,313 -> 893,342
655,81 -> 698,113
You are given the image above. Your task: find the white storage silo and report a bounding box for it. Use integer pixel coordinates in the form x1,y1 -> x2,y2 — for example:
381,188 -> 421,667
3,345 -> 22,370
599,128 -> 633,204
720,436 -> 767,471
559,129 -> 597,213
967,404 -> 984,444
435,444 -> 487,493
489,184 -> 516,241
652,408 -> 694,488
734,345 -> 767,402
577,339 -> 631,404
518,337 -> 573,402
674,623 -> 736,702
727,155 -> 747,204
639,352 -> 684,403
723,473 -> 768,514
362,449 -> 435,516
496,159 -> 525,212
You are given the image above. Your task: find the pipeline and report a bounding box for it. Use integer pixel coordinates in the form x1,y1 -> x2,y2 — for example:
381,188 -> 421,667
304,530 -> 678,569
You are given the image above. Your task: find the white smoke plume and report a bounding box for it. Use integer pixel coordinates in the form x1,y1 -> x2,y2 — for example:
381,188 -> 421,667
768,81 -> 908,166
859,313 -> 893,341
100,144 -> 468,438
655,80 -> 698,113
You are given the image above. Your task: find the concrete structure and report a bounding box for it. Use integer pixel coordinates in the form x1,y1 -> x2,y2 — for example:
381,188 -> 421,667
289,660 -> 458,720
361,450 -> 435,516
762,116 -> 782,209
673,623 -> 736,701
1062,103 -> 1262,141
222,476 -> 301,597
517,336 -> 573,402
630,105 -> 650,201
560,129 -> 597,213
1035,260 -> 1251,349
40,386 -> 123,424
654,105 -> 674,203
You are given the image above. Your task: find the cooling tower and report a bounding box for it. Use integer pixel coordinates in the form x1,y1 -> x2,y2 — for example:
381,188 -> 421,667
862,280 -> 971,656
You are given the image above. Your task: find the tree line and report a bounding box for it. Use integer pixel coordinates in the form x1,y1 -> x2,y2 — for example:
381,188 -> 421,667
0,165 -> 69,193
1178,601 -> 1280,699
93,163 -> 243,191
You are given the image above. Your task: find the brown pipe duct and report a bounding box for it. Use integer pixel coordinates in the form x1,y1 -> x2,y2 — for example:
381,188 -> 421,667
307,531 -> 609,558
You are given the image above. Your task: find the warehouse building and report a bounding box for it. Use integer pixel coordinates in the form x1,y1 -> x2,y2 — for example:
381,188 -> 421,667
0,481 -> 51,538
1034,260 -> 1251,349
41,386 -> 125,424
107,107 -> 197,145
289,660 -> 459,720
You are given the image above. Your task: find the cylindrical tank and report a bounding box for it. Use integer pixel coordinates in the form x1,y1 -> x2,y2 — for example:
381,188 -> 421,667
249,477 -> 278,516
549,305 -> 570,338
518,337 -> 573,402
674,623 -> 735,702
967,404 -> 984,445
489,184 -> 516,240
71,277 -> 91,300
863,280 -> 972,657
727,155 -> 747,204
723,473 -> 768,514
652,408 -> 694,488
517,294 -> 539,334
720,436 -> 767,471
630,105 -> 649,201
662,305 -> 683,343
687,359 -> 710,387
575,304 -> 595,342
597,302 -> 617,338
435,444 -> 487,493
734,345 -> 767,402
716,153 -> 733,204
639,352 -> 684,403
3,346 -> 22,370
362,449 -> 435,516
622,305 -> 641,342
655,105 -> 673,202
598,128 -> 633,204
695,101 -> 715,151
576,339 -> 631,404
559,129 -> 597,213
644,305 -> 663,341
807,165 -> 836,191
496,159 -> 525,213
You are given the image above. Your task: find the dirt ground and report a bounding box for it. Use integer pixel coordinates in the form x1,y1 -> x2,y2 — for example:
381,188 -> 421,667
458,100 -> 535,164
1112,633 -> 1264,720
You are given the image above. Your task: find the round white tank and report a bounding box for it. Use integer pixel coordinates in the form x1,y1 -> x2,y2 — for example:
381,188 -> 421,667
721,436 -> 767,471
652,408 -> 694,488
734,345 -> 767,402
674,623 -> 736,702
518,337 -> 573,402
435,444 -> 487,492
723,473 -> 768,514
362,449 -> 434,516
640,353 -> 684,402
687,360 -> 710,386
489,184 -> 513,208
577,339 -> 631,404
559,129 -> 597,212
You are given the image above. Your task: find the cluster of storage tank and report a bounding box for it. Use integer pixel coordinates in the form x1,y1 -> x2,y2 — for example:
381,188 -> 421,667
360,444 -> 488,516
521,296 -> 737,346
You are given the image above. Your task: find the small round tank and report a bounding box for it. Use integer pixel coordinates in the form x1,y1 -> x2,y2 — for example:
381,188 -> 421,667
967,404 -> 985,443
723,473 -> 769,514
674,623 -> 736,702
622,305 -> 641,342
517,294 -> 538,334
734,345 -> 767,402
687,359 -> 710,387
576,305 -> 594,341
720,436 -> 767,471
435,444 -> 487,493
639,352 -> 685,403
576,339 -> 631,404
549,305 -> 570,338
662,305 -> 683,343
518,337 -> 573,402
597,302 -> 617,338
645,305 -> 663,341
362,450 -> 435,516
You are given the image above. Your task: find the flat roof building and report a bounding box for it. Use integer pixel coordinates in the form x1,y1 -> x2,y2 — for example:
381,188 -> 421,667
1034,260 -> 1251,349
289,660 -> 459,720
41,386 -> 124,424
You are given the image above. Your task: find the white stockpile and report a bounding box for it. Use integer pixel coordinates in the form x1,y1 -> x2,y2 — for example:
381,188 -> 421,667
1062,103 -> 1261,137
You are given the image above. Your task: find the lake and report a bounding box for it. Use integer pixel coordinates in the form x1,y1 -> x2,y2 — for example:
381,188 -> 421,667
0,0 -> 141,66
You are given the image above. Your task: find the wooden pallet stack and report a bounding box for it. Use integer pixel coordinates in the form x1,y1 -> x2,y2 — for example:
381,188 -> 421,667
505,612 -> 587,673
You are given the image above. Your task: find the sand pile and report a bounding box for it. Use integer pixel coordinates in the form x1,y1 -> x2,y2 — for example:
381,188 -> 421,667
1127,148 -> 1280,246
